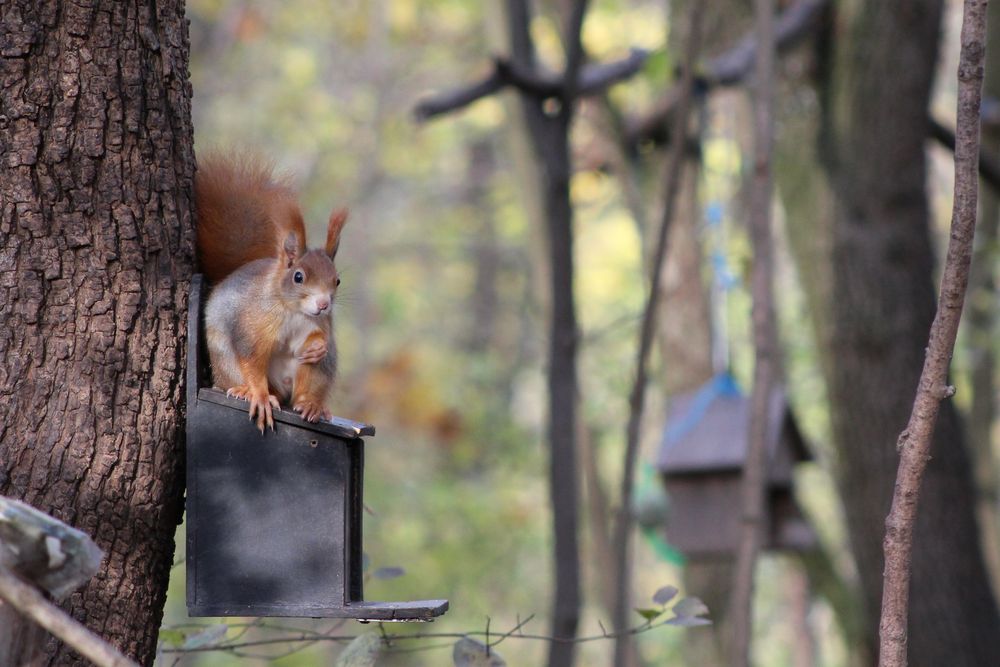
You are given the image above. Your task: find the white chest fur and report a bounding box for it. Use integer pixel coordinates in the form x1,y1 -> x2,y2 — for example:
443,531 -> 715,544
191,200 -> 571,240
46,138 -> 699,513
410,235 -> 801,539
267,311 -> 328,401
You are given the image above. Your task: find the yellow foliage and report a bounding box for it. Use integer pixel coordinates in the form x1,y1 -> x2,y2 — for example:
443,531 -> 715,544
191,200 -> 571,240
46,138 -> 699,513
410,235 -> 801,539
583,6 -> 664,59
704,136 -> 743,176
280,46 -> 317,86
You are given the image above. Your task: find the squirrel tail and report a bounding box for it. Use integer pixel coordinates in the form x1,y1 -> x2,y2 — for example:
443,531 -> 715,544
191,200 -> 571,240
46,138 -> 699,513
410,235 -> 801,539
195,151 -> 307,284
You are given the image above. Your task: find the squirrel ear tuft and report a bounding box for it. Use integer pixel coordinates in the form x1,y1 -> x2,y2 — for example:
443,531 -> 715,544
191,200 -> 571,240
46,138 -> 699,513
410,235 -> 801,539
281,232 -> 301,266
325,208 -> 349,259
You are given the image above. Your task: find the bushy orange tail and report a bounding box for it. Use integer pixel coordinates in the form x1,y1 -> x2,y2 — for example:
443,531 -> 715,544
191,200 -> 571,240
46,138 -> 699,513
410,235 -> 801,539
195,152 -> 307,284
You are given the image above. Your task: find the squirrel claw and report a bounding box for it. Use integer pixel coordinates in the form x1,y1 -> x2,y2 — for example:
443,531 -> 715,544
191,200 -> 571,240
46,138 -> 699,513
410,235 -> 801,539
229,385 -> 280,433
293,400 -> 329,423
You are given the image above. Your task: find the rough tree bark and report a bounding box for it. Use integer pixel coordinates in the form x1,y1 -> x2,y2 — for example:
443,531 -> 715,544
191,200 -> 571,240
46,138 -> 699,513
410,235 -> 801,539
0,1 -> 194,664
812,1 -> 1000,664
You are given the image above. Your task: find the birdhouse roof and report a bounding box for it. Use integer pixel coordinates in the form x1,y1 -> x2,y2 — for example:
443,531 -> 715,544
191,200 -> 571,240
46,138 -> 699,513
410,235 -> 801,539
656,373 -> 809,477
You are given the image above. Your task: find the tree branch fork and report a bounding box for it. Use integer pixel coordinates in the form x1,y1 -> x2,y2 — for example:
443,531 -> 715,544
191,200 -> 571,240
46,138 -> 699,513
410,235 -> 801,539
414,48 -> 651,121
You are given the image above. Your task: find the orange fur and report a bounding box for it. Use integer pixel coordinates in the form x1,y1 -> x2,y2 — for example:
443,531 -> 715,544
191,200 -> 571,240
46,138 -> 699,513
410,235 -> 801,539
198,150 -> 348,430
196,152 -> 307,284
293,359 -> 333,422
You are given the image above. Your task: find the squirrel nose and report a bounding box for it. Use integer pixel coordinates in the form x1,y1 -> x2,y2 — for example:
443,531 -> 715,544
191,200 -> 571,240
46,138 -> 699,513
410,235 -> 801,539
316,297 -> 330,312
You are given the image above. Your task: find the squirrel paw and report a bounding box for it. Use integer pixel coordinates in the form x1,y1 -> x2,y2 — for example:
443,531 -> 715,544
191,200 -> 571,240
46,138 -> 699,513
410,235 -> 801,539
293,399 -> 331,423
297,339 -> 328,365
227,385 -> 281,433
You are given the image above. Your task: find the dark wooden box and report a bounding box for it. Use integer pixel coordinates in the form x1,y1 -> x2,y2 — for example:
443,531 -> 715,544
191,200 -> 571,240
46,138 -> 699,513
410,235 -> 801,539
185,274 -> 447,621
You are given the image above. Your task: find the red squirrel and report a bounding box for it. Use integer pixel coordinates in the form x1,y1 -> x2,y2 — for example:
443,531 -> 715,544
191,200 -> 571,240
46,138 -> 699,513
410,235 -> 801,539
195,152 -> 348,432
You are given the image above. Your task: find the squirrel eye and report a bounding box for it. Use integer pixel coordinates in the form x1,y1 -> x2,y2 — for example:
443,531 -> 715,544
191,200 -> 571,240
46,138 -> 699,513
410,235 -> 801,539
293,270 -> 305,284
336,277 -> 342,287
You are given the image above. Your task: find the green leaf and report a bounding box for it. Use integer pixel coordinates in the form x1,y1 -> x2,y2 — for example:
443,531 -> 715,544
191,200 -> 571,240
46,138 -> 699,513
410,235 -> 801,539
181,624 -> 228,649
652,585 -> 679,605
634,607 -> 664,622
453,637 -> 506,666
335,633 -> 383,667
373,566 -> 406,580
641,48 -> 672,83
158,629 -> 185,647
672,596 -> 710,618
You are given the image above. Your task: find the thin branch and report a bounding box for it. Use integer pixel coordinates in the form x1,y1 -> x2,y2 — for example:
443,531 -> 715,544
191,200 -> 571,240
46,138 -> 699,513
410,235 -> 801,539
159,612 -> 700,655
623,0 -> 1000,204
706,0 -> 828,86
561,0 -> 591,104
0,567 -> 139,667
612,5 -> 705,667
414,49 -> 651,121
578,49 -> 650,94
487,613 -> 536,649
413,68 -> 505,121
878,1 -> 990,666
625,0 -> 828,145
928,116 -> 1000,193
729,0 -> 779,662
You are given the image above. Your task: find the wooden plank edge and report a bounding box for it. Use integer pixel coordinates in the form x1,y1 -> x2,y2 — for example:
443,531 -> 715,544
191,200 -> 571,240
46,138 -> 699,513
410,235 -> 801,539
197,388 -> 375,438
187,599 -> 448,621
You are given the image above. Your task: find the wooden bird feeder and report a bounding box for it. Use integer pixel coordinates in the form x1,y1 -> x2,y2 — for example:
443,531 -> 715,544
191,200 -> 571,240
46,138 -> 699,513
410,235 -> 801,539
655,374 -> 817,559
185,274 -> 448,621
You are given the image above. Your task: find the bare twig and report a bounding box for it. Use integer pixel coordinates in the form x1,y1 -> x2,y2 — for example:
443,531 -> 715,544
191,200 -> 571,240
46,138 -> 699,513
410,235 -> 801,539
611,6 -> 705,667
626,0 -> 1000,202
412,67 -> 504,121
706,0 -> 828,85
928,116 -> 1000,194
729,0 -> 779,663
0,567 -> 138,667
561,0 -> 590,104
414,49 -> 650,121
159,611 -> 696,655
878,1 -> 990,666
625,0 -> 828,145
488,613 -> 536,649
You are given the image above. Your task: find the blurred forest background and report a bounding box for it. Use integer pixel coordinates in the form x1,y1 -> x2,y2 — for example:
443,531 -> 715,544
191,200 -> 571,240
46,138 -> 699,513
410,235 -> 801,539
155,0 -> 1000,665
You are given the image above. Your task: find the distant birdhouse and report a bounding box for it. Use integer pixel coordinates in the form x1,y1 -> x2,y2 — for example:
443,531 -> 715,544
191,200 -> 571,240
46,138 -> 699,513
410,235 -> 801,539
655,373 -> 817,559
185,275 -> 448,621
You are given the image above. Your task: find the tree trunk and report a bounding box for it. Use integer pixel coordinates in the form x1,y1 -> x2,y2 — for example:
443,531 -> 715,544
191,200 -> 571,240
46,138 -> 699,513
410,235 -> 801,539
504,3 -> 583,664
814,1 -> 1000,663
0,1 -> 194,664
729,0 -> 777,662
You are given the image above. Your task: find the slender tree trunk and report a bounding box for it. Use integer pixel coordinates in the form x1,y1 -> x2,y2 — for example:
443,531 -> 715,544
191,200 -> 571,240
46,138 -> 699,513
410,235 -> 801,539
814,1 -> 1000,663
773,9 -> 872,667
729,0 -> 777,662
611,7 -> 703,665
877,1 -> 991,663
540,118 -> 582,667
505,3 -> 584,664
0,1 -> 194,664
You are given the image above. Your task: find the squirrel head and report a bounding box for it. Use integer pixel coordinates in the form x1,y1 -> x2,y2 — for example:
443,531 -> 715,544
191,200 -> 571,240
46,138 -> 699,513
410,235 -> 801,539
277,209 -> 348,317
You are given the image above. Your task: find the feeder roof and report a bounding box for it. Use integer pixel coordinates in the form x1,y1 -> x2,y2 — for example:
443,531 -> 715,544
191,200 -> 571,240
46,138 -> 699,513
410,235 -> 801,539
656,373 -> 809,477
